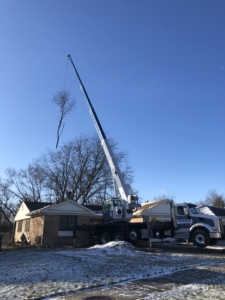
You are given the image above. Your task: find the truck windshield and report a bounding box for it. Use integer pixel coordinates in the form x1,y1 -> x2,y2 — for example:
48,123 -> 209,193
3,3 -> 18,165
187,204 -> 200,214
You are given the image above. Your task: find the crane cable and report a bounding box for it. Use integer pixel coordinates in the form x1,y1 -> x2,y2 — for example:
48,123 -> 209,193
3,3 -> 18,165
64,59 -> 69,89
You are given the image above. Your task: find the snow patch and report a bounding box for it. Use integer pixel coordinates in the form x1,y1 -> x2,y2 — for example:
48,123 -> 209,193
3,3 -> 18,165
1,243 -> 225,300
89,240 -> 136,251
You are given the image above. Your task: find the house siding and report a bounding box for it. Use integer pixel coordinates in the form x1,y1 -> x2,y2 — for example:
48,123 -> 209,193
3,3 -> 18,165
14,220 -> 23,242
14,216 -> 44,245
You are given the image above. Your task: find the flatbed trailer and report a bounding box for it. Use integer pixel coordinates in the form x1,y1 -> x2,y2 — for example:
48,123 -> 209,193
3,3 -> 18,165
75,220 -> 174,245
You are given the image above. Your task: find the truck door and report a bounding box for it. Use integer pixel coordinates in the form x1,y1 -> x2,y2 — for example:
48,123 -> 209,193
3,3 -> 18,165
174,206 -> 192,239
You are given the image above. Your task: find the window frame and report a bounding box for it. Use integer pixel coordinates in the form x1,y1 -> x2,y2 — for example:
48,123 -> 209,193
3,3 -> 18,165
25,219 -> 30,232
59,215 -> 77,231
17,220 -> 23,232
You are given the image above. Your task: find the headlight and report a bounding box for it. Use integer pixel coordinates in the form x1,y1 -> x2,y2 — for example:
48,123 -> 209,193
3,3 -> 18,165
212,227 -> 218,231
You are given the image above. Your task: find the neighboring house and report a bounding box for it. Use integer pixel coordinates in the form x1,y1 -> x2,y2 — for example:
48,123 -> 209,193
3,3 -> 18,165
14,200 -> 102,247
131,200 -> 168,222
198,205 -> 225,228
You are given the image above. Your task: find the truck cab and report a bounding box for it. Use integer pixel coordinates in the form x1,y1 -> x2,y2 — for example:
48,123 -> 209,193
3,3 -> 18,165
173,202 -> 224,247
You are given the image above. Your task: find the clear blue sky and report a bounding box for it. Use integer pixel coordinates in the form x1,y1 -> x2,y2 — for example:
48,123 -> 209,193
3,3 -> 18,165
0,0 -> 224,203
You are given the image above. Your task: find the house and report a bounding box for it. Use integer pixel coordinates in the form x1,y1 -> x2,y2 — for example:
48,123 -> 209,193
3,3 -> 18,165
14,200 -> 103,247
198,205 -> 225,228
131,200 -> 168,222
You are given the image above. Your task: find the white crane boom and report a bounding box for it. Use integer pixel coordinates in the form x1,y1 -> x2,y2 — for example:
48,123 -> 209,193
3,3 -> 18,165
67,55 -> 140,220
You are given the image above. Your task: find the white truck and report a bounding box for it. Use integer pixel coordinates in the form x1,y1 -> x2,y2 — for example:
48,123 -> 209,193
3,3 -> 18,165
134,199 -> 225,248
67,55 -> 224,248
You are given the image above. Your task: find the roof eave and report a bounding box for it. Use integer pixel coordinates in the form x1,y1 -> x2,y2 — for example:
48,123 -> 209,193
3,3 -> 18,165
27,211 -> 95,217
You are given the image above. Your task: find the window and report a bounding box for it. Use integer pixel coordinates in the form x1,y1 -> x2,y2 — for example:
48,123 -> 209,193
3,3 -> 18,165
187,204 -> 200,214
103,201 -> 112,213
25,219 -> 30,232
112,200 -> 122,207
17,220 -> 23,232
59,215 -> 77,231
177,206 -> 184,215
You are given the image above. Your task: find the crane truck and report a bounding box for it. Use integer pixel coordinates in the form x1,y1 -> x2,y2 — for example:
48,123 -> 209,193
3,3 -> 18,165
67,55 -> 224,248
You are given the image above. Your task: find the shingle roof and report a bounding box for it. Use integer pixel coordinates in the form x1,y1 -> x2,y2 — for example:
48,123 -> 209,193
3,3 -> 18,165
199,205 -> 225,217
24,201 -> 53,212
206,206 -> 225,216
82,204 -> 103,211
132,199 -> 165,217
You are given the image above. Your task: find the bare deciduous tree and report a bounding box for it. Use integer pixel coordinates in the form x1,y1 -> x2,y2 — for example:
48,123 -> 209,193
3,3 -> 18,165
0,133 -> 136,216
153,194 -> 175,202
5,165 -> 47,203
36,133 -> 135,204
0,178 -> 16,230
197,189 -> 225,208
52,89 -> 76,148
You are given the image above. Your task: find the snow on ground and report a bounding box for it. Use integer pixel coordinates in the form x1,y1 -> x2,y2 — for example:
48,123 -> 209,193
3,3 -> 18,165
0,241 -> 225,299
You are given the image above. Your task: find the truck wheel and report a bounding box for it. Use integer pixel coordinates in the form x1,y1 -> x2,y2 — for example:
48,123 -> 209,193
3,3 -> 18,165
113,232 -> 123,242
209,238 -> 218,246
192,230 -> 210,248
98,232 -> 111,245
128,230 -> 139,245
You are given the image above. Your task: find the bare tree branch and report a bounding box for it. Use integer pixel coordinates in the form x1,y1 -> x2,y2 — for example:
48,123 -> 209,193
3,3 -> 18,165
52,89 -> 76,148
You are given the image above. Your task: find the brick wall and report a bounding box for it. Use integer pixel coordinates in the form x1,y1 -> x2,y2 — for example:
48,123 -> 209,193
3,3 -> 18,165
14,214 -> 100,247
75,216 -> 91,246
30,216 -> 44,244
42,215 -> 59,246
42,215 -> 91,247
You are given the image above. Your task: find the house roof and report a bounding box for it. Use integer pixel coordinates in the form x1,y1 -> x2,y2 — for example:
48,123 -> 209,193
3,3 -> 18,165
24,201 -> 52,212
198,205 -> 225,217
132,200 -> 165,217
24,201 -> 103,213
14,201 -> 53,221
83,204 -> 103,211
27,200 -> 94,217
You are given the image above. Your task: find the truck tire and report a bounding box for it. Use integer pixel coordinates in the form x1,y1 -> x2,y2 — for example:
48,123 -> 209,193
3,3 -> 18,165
98,232 -> 112,245
128,229 -> 139,245
209,238 -> 218,246
192,230 -> 210,248
113,232 -> 123,242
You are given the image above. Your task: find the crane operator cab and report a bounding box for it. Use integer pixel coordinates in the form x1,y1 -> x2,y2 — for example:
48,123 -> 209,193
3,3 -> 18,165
103,196 -> 140,221
103,198 -> 123,221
